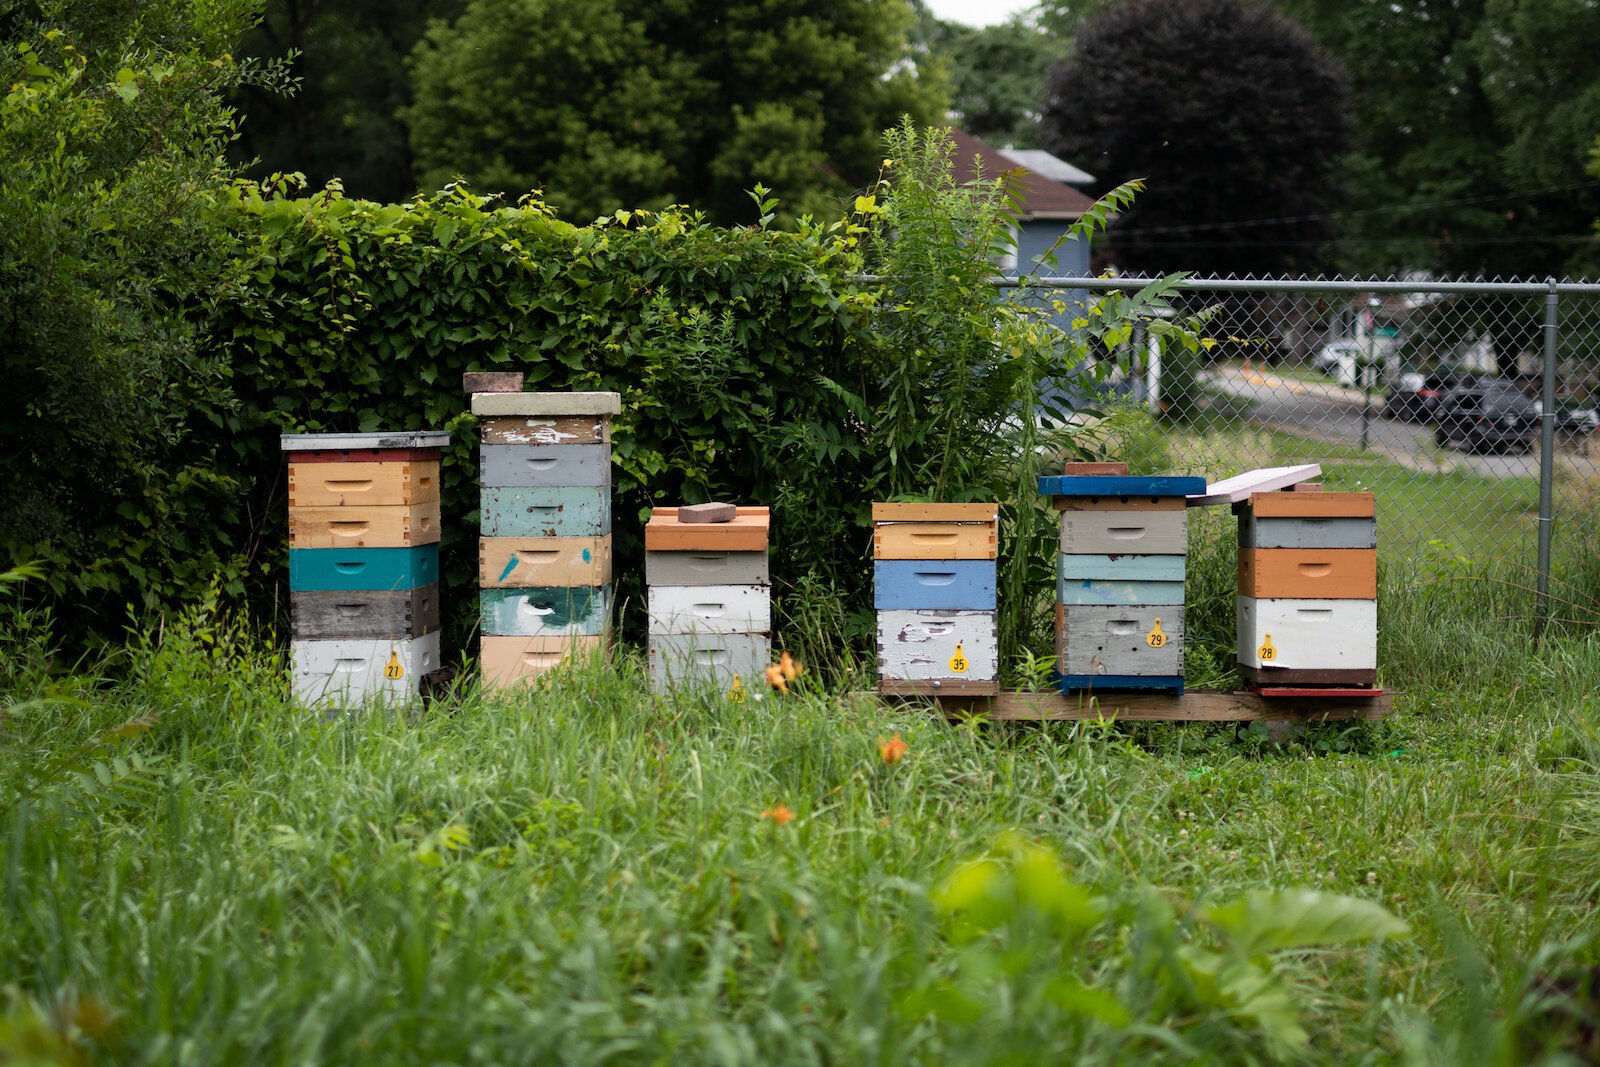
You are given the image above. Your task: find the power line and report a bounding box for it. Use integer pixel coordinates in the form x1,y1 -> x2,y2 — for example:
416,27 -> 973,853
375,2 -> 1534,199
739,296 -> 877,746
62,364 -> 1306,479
1106,179 -> 1600,237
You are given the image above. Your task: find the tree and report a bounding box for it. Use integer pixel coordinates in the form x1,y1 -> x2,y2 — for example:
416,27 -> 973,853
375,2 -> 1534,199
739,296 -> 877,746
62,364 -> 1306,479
0,0 -> 272,632
1276,0 -> 1600,279
1039,0 -> 1350,277
912,11 -> 1058,148
230,0 -> 465,203
403,0 -> 944,225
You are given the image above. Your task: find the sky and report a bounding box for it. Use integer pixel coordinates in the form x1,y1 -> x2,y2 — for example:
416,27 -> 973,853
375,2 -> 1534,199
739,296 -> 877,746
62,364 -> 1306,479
922,0 -> 1037,28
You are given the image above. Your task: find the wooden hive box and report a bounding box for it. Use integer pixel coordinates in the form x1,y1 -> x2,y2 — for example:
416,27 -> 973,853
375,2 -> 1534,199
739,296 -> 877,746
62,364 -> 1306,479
645,507 -> 770,553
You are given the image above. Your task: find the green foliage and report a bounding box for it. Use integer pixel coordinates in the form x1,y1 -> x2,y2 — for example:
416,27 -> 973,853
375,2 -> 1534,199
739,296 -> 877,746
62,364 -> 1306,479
911,832 -> 1408,1059
13,587 -> 1600,1062
210,178 -> 877,658
911,11 -> 1059,148
1041,0 -> 1351,276
826,123 -> 1193,668
231,0 -> 465,202
1277,0 -> 1600,278
0,1 -> 281,637
404,0 -> 944,225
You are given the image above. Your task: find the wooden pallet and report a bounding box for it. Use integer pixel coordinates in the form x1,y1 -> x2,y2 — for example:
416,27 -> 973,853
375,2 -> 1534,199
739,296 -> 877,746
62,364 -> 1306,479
875,688 -> 1393,722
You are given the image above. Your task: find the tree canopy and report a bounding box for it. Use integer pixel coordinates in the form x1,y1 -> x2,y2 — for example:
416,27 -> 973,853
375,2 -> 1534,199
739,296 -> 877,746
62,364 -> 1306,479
1,0 -> 275,628
230,0 -> 462,203
1039,0 -> 1350,277
404,0 -> 944,225
1277,0 -> 1600,278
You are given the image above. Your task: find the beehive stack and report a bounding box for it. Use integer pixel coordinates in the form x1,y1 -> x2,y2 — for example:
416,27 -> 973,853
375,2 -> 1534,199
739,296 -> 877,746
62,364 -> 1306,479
1039,465 -> 1207,694
872,503 -> 1000,697
645,504 -> 772,693
471,387 -> 620,686
1234,486 -> 1378,689
282,431 -> 449,707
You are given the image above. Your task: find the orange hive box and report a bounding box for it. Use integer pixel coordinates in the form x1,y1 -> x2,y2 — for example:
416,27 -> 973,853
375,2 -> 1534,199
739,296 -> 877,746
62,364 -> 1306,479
1238,548 -> 1377,599
646,506 -> 770,552
1245,491 -> 1375,518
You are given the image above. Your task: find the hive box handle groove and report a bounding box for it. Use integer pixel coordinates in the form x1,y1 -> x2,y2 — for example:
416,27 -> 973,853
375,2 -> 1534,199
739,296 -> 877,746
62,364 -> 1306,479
1106,620 -> 1138,635
1298,563 -> 1333,577
914,572 -> 957,585
909,532 -> 957,543
324,479 -> 373,491
521,602 -> 557,616
1107,527 -> 1145,539
515,551 -> 560,564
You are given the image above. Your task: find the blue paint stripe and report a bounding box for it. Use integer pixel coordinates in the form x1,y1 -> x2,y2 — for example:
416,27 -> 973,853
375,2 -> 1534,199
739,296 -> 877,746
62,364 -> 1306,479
1055,674 -> 1185,694
1037,475 -> 1207,498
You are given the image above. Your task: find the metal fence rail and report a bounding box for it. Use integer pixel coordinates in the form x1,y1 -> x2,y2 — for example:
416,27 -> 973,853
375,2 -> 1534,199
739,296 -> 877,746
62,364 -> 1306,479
1003,275 -> 1600,639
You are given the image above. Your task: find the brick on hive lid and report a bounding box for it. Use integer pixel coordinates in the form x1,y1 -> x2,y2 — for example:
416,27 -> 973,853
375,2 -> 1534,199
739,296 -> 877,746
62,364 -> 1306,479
463,371 -> 526,394
1060,461 -> 1129,475
677,502 -> 737,524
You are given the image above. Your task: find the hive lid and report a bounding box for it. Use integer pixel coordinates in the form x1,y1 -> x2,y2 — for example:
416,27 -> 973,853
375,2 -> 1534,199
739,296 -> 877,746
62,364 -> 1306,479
646,506 -> 769,551
871,502 -> 998,524
471,391 -> 621,417
1185,464 -> 1322,506
1037,475 -> 1207,499
280,430 -> 450,451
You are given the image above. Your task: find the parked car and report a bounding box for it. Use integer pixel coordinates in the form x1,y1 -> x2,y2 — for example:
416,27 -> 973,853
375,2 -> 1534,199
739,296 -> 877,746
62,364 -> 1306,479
1313,340 -> 1388,388
1311,341 -> 1363,387
1386,371 -> 1470,423
1433,380 -> 1538,454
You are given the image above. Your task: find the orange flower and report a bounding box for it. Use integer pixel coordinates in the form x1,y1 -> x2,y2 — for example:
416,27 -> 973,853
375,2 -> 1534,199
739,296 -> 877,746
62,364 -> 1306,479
779,651 -> 801,681
764,662 -> 788,693
879,734 -> 908,765
760,804 -> 795,825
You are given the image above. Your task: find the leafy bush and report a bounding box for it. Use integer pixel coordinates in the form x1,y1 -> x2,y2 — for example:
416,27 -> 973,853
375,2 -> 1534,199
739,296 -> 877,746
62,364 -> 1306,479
0,3 -> 282,640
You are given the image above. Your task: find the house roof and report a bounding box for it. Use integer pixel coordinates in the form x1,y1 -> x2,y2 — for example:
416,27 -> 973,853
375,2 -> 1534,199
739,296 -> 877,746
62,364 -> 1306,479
949,129 -> 1095,220
996,148 -> 1096,188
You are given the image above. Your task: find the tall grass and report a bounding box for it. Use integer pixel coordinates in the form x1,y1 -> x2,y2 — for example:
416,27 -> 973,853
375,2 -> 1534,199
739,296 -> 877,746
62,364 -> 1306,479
5,577 -> 1600,1063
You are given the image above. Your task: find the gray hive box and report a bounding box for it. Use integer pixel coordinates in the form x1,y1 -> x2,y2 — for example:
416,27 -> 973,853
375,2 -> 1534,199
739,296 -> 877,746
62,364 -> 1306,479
280,431 -> 452,451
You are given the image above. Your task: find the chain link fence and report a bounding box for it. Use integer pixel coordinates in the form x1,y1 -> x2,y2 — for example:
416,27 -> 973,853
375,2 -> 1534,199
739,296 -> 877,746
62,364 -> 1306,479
1019,276 -> 1600,636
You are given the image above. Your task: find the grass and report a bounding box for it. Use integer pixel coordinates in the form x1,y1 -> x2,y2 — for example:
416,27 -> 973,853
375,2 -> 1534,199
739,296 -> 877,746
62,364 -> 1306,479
5,540 -> 1600,1065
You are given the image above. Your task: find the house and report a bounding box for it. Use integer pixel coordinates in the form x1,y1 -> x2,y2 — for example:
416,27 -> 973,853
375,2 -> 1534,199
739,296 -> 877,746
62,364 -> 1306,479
947,131 -> 1139,413
947,129 -> 1096,280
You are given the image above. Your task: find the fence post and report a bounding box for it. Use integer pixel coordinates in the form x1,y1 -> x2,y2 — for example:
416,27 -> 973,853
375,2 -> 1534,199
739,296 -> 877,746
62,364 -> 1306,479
1535,279 -> 1559,645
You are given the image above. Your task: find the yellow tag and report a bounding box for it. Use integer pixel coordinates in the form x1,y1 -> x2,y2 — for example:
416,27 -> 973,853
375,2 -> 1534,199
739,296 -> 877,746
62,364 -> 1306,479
1146,618 -> 1168,648
1258,633 -> 1277,662
948,642 -> 969,673
383,650 -> 404,679
728,675 -> 747,703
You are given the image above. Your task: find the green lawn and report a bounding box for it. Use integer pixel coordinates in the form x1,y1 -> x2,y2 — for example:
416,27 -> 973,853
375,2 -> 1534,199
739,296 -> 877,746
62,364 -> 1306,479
4,565 -> 1600,1063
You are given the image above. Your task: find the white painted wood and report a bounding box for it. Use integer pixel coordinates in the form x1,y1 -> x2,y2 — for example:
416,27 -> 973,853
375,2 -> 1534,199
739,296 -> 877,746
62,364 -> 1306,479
1235,597 -> 1376,670
471,392 -> 621,416
1060,509 -> 1187,554
291,633 -> 440,708
649,633 -> 771,691
647,584 -> 771,635
280,431 -> 450,451
876,610 -> 997,682
1059,605 -> 1184,676
1188,464 -> 1322,506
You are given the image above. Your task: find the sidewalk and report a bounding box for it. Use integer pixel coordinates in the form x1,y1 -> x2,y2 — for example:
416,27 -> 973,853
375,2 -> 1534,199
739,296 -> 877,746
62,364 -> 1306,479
1206,362 -> 1382,407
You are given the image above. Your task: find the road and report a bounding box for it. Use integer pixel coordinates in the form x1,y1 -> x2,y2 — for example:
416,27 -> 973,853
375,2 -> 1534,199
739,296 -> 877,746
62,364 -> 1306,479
1204,363 -> 1598,480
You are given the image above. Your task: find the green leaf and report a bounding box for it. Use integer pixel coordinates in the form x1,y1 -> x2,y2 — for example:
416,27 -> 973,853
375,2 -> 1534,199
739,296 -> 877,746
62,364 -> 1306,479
1204,889 -> 1411,955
